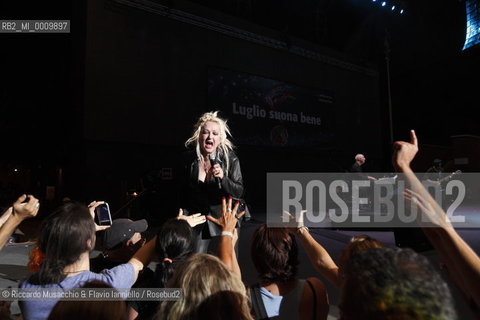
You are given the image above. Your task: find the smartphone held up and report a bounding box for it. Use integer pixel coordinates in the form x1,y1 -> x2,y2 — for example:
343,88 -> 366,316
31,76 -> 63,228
95,203 -> 112,226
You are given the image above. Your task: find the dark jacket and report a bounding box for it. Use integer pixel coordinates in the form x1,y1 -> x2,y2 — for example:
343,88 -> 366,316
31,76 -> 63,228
180,150 -> 244,237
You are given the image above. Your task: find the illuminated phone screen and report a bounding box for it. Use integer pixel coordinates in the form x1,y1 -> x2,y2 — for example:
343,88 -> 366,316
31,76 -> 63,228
95,204 -> 111,225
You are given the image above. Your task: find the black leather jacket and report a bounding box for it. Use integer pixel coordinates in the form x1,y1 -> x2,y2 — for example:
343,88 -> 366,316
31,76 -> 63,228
181,150 -> 244,218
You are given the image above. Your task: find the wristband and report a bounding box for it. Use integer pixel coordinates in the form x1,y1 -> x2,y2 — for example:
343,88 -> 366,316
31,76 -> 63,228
221,231 -> 234,238
297,226 -> 309,234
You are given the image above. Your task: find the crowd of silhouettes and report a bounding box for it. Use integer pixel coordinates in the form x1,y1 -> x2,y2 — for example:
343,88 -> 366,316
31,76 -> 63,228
0,130 -> 479,320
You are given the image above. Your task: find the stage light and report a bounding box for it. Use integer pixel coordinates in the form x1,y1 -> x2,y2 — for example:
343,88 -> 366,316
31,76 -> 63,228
463,0 -> 480,50
400,9 -> 404,14
391,5 -> 395,10
372,0 -> 377,2
382,2 -> 386,7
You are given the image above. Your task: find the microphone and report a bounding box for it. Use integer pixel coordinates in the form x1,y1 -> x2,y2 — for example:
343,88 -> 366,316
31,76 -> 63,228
209,153 -> 222,189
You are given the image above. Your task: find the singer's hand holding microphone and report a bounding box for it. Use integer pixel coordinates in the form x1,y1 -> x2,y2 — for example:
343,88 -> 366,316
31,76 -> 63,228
211,164 -> 224,179
208,153 -> 223,189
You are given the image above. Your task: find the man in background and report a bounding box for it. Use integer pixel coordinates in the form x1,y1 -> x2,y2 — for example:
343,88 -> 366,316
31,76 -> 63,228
425,158 -> 444,183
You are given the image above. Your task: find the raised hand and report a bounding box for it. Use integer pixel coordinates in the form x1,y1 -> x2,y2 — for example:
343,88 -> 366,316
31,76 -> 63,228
13,194 -> 40,220
282,209 -> 306,230
404,188 -> 452,229
87,201 -> 110,231
0,195 -> 39,251
392,129 -> 418,171
207,197 -> 245,232
177,208 -> 206,227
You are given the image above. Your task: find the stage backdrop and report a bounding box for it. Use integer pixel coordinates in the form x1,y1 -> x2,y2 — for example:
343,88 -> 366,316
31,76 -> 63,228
208,67 -> 335,148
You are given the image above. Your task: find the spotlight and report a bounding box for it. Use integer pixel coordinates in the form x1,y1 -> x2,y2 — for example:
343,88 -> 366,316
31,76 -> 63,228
382,2 -> 386,7
391,5 -> 395,10
400,9 -> 404,14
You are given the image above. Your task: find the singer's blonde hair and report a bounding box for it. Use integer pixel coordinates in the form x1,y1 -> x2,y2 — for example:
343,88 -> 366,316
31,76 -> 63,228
185,111 -> 234,171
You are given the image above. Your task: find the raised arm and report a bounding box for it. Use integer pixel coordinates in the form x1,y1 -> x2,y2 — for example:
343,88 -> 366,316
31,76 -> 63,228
206,197 -> 244,277
296,227 -> 341,288
0,207 -> 13,227
393,130 -> 480,308
284,211 -> 341,288
0,195 -> 39,251
128,235 -> 157,282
